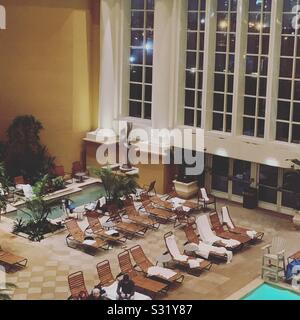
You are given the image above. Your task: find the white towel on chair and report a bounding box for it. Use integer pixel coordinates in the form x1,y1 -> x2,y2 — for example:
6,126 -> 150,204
148,266 -> 177,279
188,258 -> 203,269
196,215 -> 240,248
200,188 -> 210,202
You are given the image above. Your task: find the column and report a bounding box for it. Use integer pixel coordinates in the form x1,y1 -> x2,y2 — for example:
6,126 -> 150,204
232,0 -> 248,136
152,0 -> 182,130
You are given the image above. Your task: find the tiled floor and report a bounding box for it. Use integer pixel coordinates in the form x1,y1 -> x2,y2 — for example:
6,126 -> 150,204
1,198 -> 299,300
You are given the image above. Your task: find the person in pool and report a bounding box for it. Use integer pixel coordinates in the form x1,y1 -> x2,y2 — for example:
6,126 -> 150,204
117,274 -> 135,300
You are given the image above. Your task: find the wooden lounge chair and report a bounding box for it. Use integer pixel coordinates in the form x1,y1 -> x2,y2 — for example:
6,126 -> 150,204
174,207 -> 194,228
129,245 -> 184,284
65,219 -> 109,254
149,195 -> 174,210
52,165 -> 72,183
183,224 -> 229,263
221,206 -> 264,241
196,215 -> 242,251
118,250 -> 169,298
164,232 -> 212,276
96,260 -> 152,300
96,260 -> 117,288
142,180 -> 157,196
86,213 -> 127,244
198,188 -> 216,211
124,205 -> 160,230
0,247 -> 28,272
107,207 -> 148,239
141,200 -> 176,223
68,271 -> 89,300
209,212 -> 252,247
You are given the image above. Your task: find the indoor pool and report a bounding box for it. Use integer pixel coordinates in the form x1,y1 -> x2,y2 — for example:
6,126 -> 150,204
242,284 -> 300,300
6,183 -> 105,222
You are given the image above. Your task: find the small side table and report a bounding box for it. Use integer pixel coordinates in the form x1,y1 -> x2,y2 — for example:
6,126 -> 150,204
74,172 -> 86,183
288,251 -> 300,264
156,253 -> 172,268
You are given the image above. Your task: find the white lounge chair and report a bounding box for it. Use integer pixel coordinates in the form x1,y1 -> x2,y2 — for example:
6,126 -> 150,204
183,224 -> 233,264
196,215 -> 241,251
198,188 -> 216,211
164,232 -> 212,275
221,206 -> 264,240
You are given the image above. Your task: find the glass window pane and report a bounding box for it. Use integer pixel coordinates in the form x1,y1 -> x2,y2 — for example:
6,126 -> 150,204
276,122 -> 289,142
213,113 -> 224,131
243,117 -> 255,136
184,109 -> 195,126
129,101 -> 142,118
131,11 -> 144,28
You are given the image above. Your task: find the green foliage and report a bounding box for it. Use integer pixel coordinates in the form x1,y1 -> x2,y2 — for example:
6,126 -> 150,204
51,176 -> 65,191
0,162 -> 9,214
3,115 -> 55,184
12,176 -> 63,242
93,167 -> 138,205
0,283 -> 16,300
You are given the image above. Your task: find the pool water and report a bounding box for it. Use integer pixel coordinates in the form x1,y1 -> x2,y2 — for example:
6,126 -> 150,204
7,183 -> 105,222
243,284 -> 300,300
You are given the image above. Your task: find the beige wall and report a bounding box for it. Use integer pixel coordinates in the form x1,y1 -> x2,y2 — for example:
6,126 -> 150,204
0,0 -> 100,171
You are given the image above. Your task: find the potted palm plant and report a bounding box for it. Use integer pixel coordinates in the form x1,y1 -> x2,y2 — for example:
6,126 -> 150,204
0,162 -> 9,216
93,167 -> 138,207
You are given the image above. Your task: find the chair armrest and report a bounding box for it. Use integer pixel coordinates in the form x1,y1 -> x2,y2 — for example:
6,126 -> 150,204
261,244 -> 271,250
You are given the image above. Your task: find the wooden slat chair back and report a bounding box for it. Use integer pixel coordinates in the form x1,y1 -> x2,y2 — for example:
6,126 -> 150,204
123,196 -> 134,207
147,181 -> 156,195
118,250 -> 138,277
65,220 -> 85,242
14,176 -> 25,185
140,192 -> 150,202
130,245 -> 153,273
183,224 -> 199,245
87,214 -> 103,234
68,271 -> 88,299
209,212 -> 225,233
96,260 -> 115,287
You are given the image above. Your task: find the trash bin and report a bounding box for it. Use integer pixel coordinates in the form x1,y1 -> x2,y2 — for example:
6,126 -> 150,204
243,187 -> 258,209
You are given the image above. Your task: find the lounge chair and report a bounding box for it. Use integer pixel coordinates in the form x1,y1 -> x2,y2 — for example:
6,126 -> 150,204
96,260 -> 152,300
52,165 -> 72,183
141,181 -> 157,196
183,224 -> 232,263
164,232 -> 212,276
86,213 -> 127,244
124,205 -> 160,230
118,250 -> 169,298
129,245 -> 184,284
209,212 -> 252,246
0,247 -> 28,271
72,161 -> 89,182
174,207 -> 194,228
221,206 -> 264,241
65,219 -> 109,254
68,271 -> 89,300
141,199 -> 176,223
196,215 -> 242,251
107,207 -> 148,239
169,197 -> 200,211
148,195 -> 174,210
198,188 -> 216,211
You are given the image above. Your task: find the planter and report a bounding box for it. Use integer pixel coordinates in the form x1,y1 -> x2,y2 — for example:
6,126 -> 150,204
293,212 -> 300,230
173,180 -> 198,199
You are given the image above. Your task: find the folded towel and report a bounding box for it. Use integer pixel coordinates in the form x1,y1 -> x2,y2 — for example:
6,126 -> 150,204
148,266 -> 177,279
220,238 -> 240,248
188,258 -> 203,269
246,230 -> 257,239
82,240 -> 96,245
103,282 -> 152,300
105,229 -> 119,236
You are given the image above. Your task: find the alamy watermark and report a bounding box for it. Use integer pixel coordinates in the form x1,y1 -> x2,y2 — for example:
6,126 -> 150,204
0,5 -> 6,30
95,121 -> 205,176
292,5 -> 300,30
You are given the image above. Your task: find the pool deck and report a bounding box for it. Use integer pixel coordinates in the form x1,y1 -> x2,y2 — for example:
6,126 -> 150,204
1,195 -> 300,300
3,177 -> 101,214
